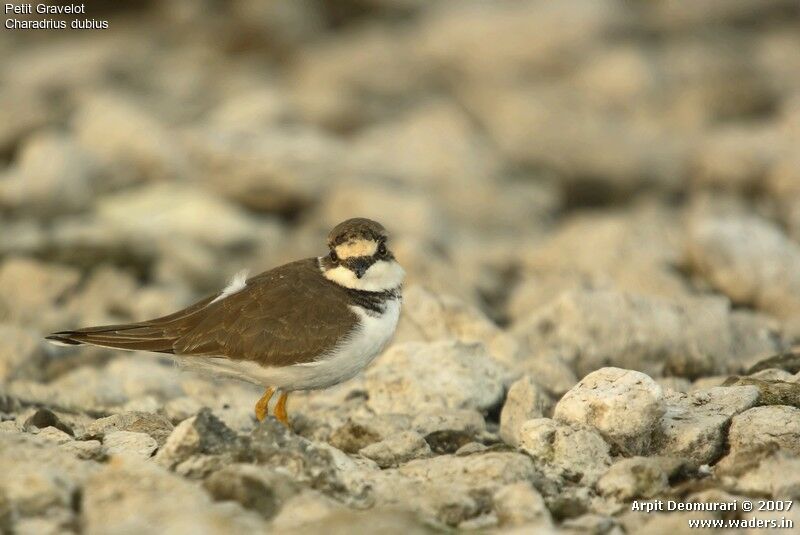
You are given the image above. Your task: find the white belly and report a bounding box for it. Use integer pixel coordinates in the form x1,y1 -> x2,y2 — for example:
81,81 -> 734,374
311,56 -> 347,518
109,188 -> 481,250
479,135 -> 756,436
175,299 -> 401,391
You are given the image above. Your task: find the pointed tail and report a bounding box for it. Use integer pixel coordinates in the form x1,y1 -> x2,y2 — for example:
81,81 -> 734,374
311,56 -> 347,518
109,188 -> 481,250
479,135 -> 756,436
46,323 -> 178,354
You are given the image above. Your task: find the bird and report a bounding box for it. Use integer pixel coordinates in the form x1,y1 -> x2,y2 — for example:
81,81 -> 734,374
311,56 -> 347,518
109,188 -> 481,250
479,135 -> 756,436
46,218 -> 404,426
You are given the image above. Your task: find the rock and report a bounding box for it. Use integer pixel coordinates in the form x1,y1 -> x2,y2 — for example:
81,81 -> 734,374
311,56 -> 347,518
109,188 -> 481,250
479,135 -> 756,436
455,442 -> 488,456
0,432 -> 98,521
718,405 -> 800,469
60,439 -> 104,461
411,408 -> 487,454
687,213 -> 800,332
155,408 -> 245,471
73,93 -> 187,184
411,408 -> 485,435
0,257 -> 80,326
554,368 -> 664,455
493,482 -> 553,528
657,386 -> 759,467
327,420 -> 382,454
0,131 -> 98,216
86,411 -> 174,446
32,426 -> 73,446
9,357 -> 185,414
289,27 -> 426,131
96,183 -> 263,250
468,84 -> 687,198
508,208 -> 687,321
269,489 -> 348,532
249,418 -> 345,498
394,452 -> 544,526
518,418 -> 611,486
364,341 -> 507,414
82,457 -> 267,534
203,464 -> 299,520
721,376 -> 800,408
500,375 -> 553,446
0,88 -> 47,154
345,102 -> 505,221
395,285 -> 520,367
187,126 -> 342,214
510,354 -> 578,400
730,451 -> 800,498
513,288 -> 760,380
274,507 -> 435,535
418,0 -> 622,84
561,513 -> 620,534
746,349 -> 800,375
359,431 -> 431,468
22,408 -> 74,436
103,431 -> 158,459
596,457 -> 669,501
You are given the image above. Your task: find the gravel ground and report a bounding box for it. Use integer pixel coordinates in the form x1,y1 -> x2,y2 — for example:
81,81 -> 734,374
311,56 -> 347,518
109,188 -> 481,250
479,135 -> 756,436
2,1 -> 800,533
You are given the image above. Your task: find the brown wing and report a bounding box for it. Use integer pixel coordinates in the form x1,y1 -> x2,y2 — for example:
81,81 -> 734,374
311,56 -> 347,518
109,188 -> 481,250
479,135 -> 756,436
48,258 -> 357,366
174,259 -> 357,366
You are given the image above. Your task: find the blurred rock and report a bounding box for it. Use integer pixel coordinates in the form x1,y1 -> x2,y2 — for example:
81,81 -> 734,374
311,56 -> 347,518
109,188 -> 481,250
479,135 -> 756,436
0,325 -> 48,382
96,182 -> 263,250
688,213 -> 800,334
0,89 -> 48,154
508,208 -> 688,321
379,452 -> 543,526
82,457 -> 266,534
493,482 -> 553,528
499,375 -> 553,447
468,85 -> 688,198
187,126 -> 343,214
395,285 -> 520,368
514,288 -> 778,379
363,341 -> 508,414
103,431 -> 158,459
596,457 -> 670,501
85,412 -> 174,447
359,431 -> 431,468
0,432 -> 98,523
729,451 -> 800,498
0,257 -> 80,326
73,93 -> 188,184
417,0 -> 625,83
290,27 -> 427,131
519,418 -> 611,487
690,124 -> 782,193
554,367 -> 664,456
203,464 -> 299,520
0,131 -> 98,215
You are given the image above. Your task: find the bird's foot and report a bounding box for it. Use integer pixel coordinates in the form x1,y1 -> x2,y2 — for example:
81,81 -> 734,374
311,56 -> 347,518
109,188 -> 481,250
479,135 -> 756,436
254,386 -> 275,422
274,392 -> 289,427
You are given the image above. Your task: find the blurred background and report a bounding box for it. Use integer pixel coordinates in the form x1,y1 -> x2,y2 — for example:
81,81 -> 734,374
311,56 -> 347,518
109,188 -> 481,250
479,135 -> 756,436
2,0 -> 800,530
2,0 -> 800,327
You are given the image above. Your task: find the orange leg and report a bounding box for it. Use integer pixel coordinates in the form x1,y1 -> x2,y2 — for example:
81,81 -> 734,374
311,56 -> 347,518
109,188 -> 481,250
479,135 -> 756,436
254,387 -> 275,422
273,391 -> 289,426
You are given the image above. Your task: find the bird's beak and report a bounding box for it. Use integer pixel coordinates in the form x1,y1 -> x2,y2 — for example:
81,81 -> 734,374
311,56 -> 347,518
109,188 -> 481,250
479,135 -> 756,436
352,258 -> 370,279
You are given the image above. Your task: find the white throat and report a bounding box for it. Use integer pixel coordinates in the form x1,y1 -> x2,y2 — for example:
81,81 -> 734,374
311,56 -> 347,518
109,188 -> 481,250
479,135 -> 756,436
321,258 -> 405,292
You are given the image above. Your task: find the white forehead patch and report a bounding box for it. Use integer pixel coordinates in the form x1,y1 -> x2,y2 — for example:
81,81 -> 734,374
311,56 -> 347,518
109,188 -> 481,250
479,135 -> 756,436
335,239 -> 378,259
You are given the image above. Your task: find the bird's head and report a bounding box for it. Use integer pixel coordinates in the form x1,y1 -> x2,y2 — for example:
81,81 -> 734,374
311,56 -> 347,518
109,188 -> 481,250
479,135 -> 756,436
321,218 -> 404,292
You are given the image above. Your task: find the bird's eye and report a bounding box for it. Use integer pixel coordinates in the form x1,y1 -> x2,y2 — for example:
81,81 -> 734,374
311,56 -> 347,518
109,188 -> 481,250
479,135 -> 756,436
330,250 -> 338,262
377,242 -> 387,256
